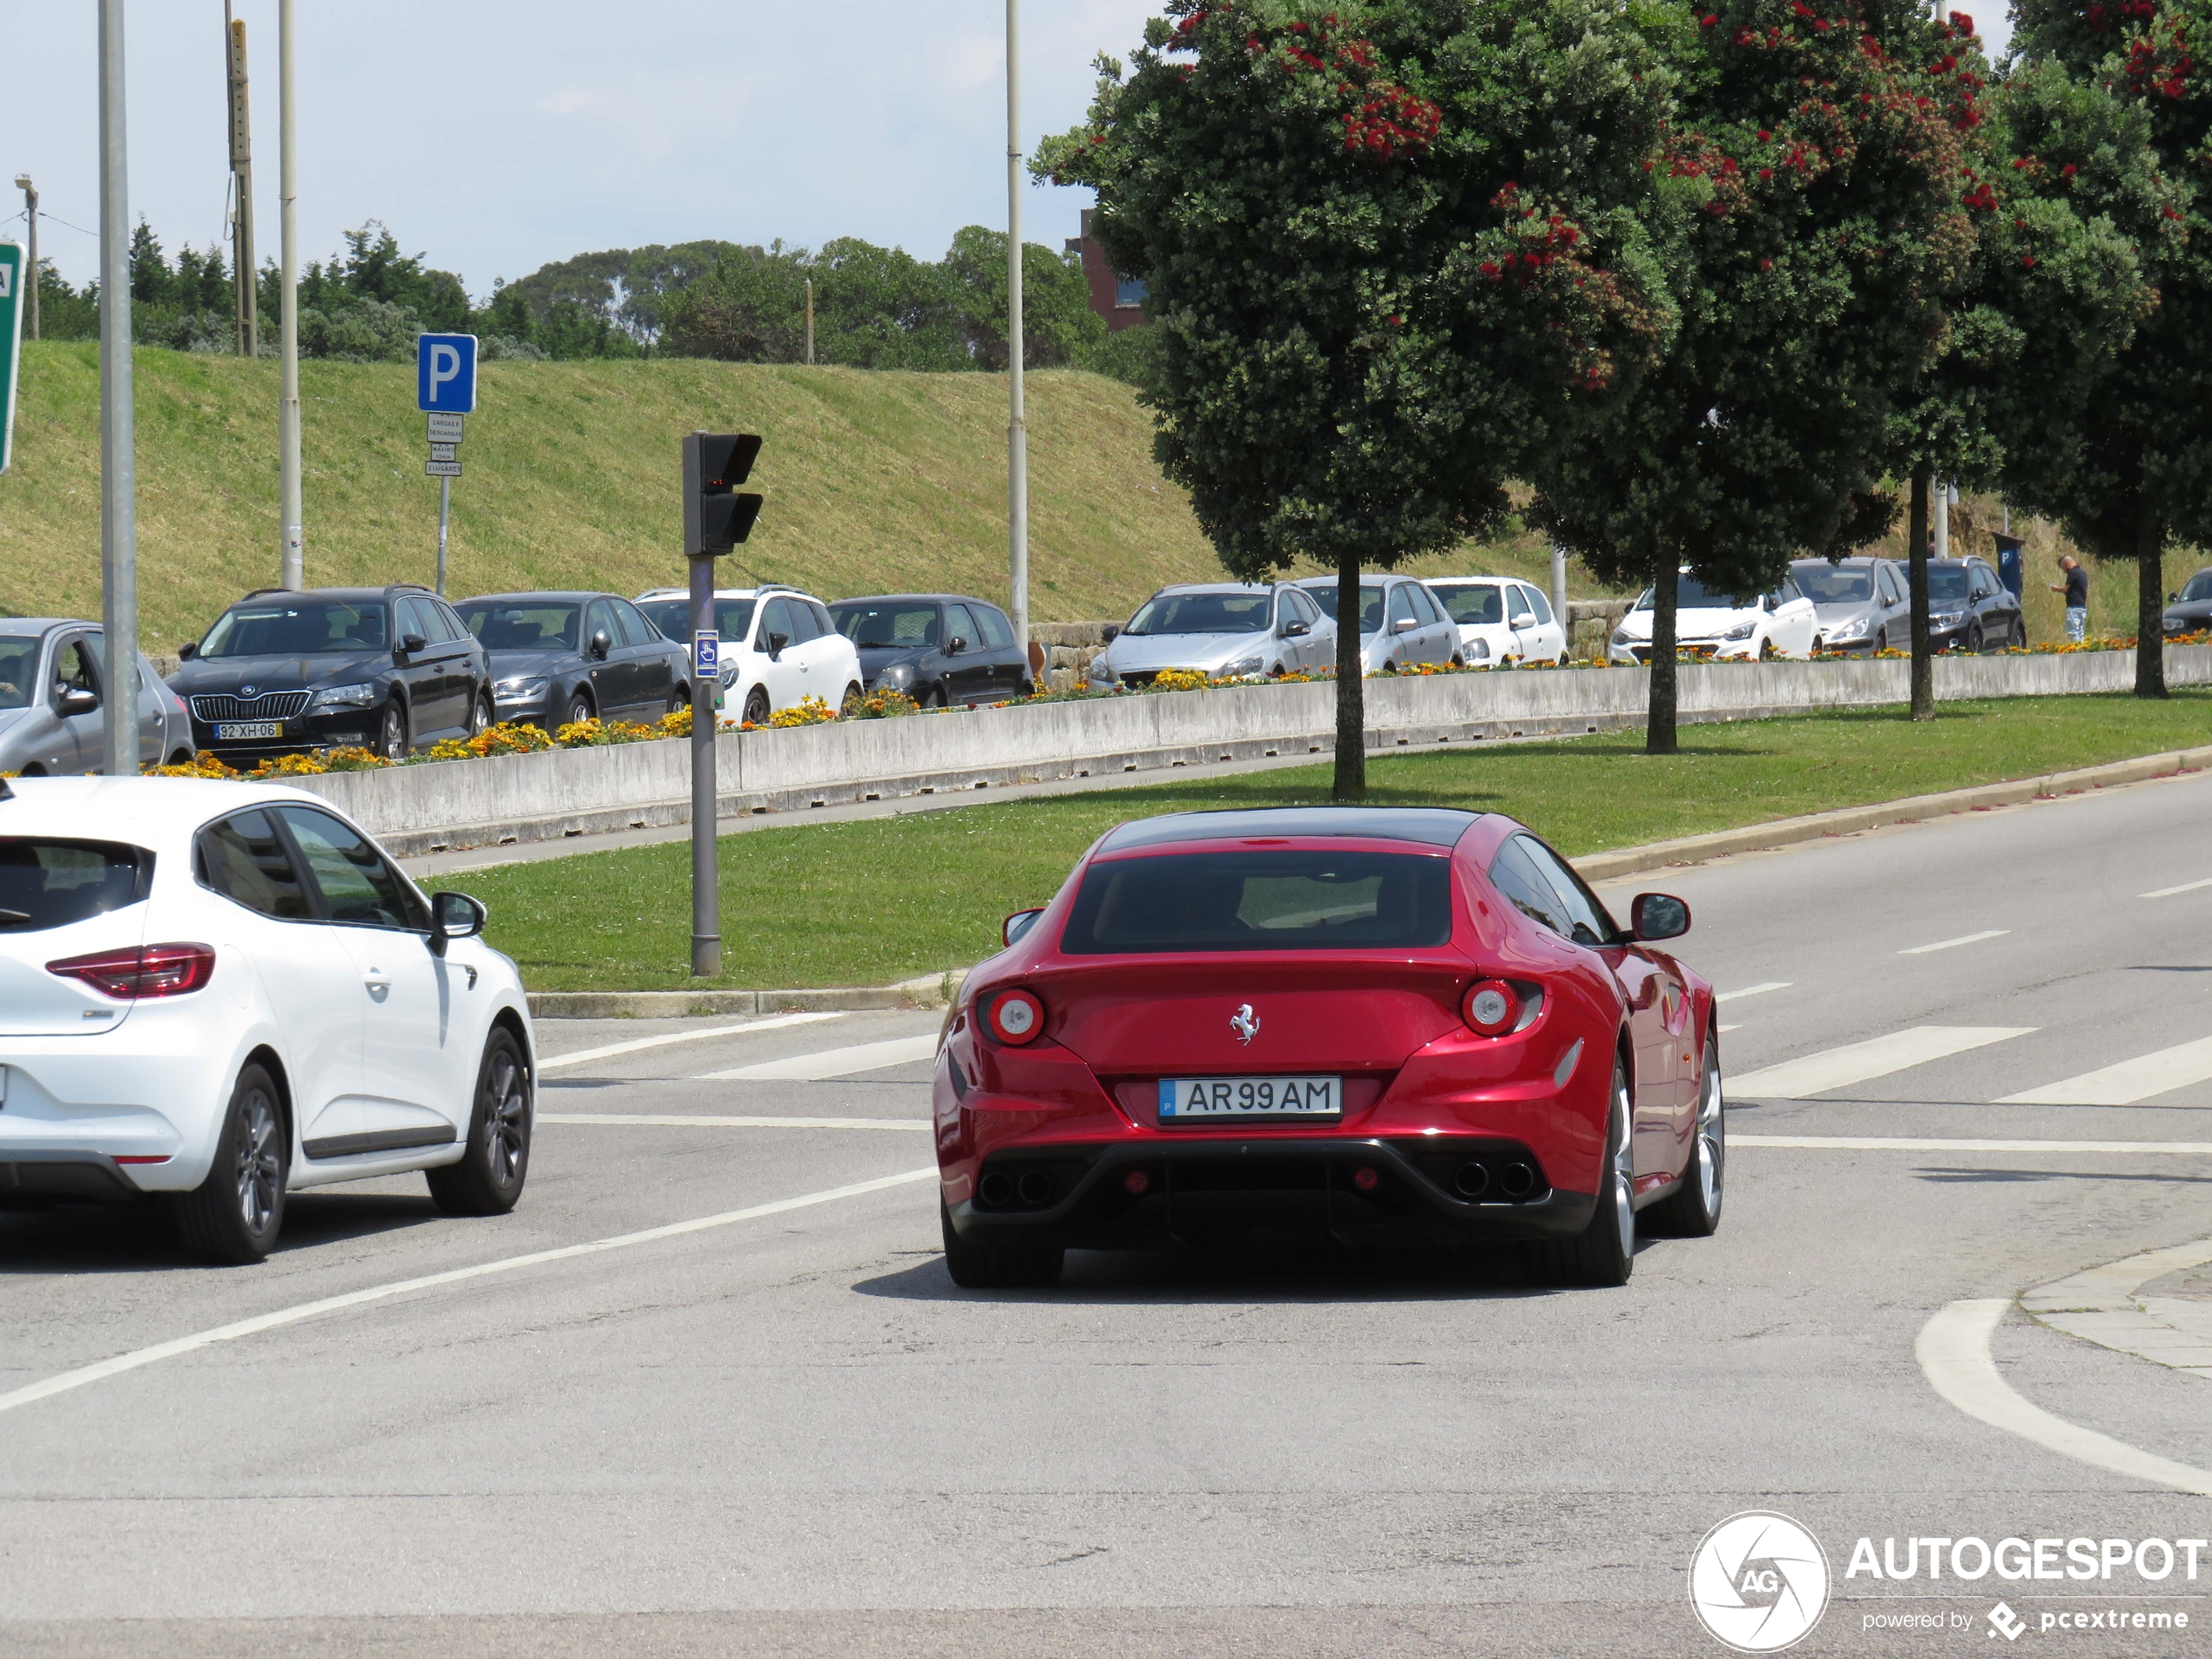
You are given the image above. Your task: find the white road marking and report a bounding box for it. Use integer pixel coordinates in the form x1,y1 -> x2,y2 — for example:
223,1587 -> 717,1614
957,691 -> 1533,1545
1717,1024 -> 1742,1035
1728,1026 -> 2033,1099
701,1033 -> 940,1082
2140,875 -> 2212,899
542,1113 -> 930,1132
1997,1035 -> 2212,1105
538,1012 -> 846,1070
0,1168 -> 938,1421
1735,1135 -> 2212,1154
1716,981 -> 1792,1003
1898,929 -> 2009,955
1917,1299 -> 2212,1498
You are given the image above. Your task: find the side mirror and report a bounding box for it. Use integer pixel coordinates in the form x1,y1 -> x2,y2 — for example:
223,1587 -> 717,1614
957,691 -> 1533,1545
1003,907 -> 1044,948
2170,592 -> 2180,603
1281,619 -> 1310,638
178,641 -> 199,661
1392,617 -> 1419,634
399,632 -> 428,657
590,629 -> 611,660
946,636 -> 968,655
765,631 -> 789,660
57,686 -> 98,716
1509,611 -> 1536,631
1630,893 -> 1691,942
428,890 -> 489,957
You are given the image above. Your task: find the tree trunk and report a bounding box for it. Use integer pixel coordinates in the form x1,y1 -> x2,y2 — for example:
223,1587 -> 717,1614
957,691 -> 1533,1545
1646,561 -> 1678,756
2138,513 -> 2168,698
1908,470 -> 1934,721
1332,550 -> 1366,799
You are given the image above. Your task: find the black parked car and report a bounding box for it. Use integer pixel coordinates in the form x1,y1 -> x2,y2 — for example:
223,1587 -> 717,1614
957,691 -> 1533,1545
2163,567 -> 2212,638
454,590 -> 689,729
1925,557 -> 2025,652
826,593 -> 1032,705
171,585 -> 493,761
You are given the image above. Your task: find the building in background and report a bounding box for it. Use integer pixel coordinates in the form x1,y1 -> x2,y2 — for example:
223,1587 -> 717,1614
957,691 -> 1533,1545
1066,209 -> 1149,334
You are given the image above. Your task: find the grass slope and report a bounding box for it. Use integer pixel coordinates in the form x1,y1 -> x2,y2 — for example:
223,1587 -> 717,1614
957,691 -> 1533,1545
0,343 -> 1580,650
466,689 -> 2212,992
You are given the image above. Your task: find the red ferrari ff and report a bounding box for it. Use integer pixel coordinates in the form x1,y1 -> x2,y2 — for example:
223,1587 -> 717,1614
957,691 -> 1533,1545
934,806 -> 1723,1291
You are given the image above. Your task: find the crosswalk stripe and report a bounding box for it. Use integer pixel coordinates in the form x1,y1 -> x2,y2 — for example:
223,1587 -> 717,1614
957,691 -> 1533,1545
1716,981 -> 1791,1003
2139,875 -> 2212,899
1729,1026 -> 2034,1099
1737,1135 -> 2212,1154
699,1033 -> 940,1082
538,1012 -> 846,1071
1996,1035 -> 2212,1105
1898,929 -> 2009,955
542,1113 -> 930,1131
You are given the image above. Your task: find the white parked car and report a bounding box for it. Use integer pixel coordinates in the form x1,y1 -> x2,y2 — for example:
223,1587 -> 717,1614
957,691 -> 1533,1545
1425,577 -> 1570,667
1291,573 -> 1462,673
635,583 -> 863,725
1608,571 -> 1818,664
0,777 -> 535,1264
1086,583 -> 1334,688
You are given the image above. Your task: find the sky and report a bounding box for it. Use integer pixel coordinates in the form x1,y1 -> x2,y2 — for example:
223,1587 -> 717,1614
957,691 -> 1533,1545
3,2 -> 2014,299
0,0 -> 1158,296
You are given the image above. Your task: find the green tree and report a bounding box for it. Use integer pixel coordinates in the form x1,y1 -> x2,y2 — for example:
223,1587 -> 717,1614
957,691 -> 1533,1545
1531,0 -> 1984,754
1038,0 -> 1674,796
938,226 -> 1107,368
2001,0 -> 2203,695
126,219 -> 171,307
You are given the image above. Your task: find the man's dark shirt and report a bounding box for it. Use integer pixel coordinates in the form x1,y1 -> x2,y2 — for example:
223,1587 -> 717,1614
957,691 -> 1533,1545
2065,566 -> 2088,609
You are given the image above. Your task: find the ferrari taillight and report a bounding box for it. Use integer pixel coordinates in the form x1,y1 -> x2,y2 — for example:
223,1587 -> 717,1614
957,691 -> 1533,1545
47,942 -> 217,1000
986,988 -> 1045,1045
1463,979 -> 1519,1035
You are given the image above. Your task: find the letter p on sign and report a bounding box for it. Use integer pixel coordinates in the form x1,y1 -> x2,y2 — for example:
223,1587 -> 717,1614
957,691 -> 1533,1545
416,332 -> 479,414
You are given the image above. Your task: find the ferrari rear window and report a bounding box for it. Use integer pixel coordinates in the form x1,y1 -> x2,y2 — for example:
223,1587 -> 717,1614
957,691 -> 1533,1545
1061,849 -> 1453,954
0,840 -> 152,933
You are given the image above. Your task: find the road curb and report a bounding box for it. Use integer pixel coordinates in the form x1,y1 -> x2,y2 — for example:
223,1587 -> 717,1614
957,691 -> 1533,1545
525,743 -> 2212,1018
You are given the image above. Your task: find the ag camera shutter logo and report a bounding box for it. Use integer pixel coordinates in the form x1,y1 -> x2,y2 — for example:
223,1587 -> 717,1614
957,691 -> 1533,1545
1689,1511 -> 1831,1652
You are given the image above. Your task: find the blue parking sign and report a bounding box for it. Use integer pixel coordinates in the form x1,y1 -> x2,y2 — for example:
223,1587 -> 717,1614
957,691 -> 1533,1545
416,333 -> 478,413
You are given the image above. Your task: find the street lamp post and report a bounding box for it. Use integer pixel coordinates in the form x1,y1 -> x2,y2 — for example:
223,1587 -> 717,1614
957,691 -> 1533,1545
276,0 -> 302,589
97,3 -> 138,778
1006,0 -> 1028,673
11,176 -> 36,340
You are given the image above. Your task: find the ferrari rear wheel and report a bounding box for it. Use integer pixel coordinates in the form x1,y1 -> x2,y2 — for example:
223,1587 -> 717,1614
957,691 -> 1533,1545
1527,1061 -> 1635,1289
941,1199 -> 1063,1290
1649,1032 -> 1724,1238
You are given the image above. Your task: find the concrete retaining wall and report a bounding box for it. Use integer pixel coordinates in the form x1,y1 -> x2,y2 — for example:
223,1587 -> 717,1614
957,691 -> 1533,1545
290,645 -> 2212,856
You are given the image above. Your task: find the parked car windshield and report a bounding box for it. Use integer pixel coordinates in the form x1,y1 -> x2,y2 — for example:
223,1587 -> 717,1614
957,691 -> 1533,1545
1793,565 -> 1874,603
831,603 -> 941,649
2180,571 -> 2212,604
1635,576 -> 1764,611
1927,568 -> 1972,602
199,598 -> 387,657
1062,849 -> 1453,954
636,597 -> 755,643
1123,591 -> 1272,637
455,602 -> 582,652
0,839 -> 151,932
1432,584 -> 1505,625
0,633 -> 37,710
1302,584 -> 1388,634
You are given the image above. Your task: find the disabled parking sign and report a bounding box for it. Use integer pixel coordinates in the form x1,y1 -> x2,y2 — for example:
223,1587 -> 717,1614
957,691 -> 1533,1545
416,332 -> 477,413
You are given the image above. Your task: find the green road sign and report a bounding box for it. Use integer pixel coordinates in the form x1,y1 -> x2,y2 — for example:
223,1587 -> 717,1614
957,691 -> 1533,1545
0,241 -> 21,475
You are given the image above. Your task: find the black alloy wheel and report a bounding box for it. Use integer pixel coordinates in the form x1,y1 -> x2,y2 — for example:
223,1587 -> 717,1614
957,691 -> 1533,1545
565,691 -> 594,728
840,681 -> 863,718
667,689 -> 689,719
427,1027 -> 533,1217
742,685 -> 771,725
176,1062 -> 288,1264
920,683 -> 948,709
1524,1060 -> 1635,1290
469,693 -> 493,738
941,1198 -> 1063,1290
378,700 -> 409,760
1966,622 -> 1985,654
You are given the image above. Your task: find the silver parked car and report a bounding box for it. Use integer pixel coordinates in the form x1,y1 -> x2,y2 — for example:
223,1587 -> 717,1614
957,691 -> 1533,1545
1292,573 -> 1463,673
1087,583 -> 1335,688
0,619 -> 193,775
1789,556 -> 1912,656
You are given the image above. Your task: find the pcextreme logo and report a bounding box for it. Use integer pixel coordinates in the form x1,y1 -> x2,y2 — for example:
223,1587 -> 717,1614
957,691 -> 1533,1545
1689,1511 -> 1833,1653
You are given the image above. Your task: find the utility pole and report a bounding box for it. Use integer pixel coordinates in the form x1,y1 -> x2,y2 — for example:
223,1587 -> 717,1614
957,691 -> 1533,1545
1549,544 -> 1568,657
224,4 -> 256,357
1932,478 -> 1951,563
1005,0 -> 1029,668
804,278 -> 814,366
11,177 -> 35,340
276,0 -> 302,589
98,0 -> 139,778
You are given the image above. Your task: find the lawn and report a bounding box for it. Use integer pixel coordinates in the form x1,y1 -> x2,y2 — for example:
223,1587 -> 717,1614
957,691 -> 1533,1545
463,691 -> 2212,992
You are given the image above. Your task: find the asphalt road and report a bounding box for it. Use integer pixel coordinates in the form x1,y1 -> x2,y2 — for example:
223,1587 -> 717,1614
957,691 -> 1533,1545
6,769 -> 2212,1658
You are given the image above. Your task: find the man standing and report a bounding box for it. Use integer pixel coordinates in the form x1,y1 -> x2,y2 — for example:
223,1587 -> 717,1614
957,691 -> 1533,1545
2050,555 -> 2089,643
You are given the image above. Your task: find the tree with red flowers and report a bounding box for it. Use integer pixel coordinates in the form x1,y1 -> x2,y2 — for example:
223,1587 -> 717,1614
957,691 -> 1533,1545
1530,0 -> 1986,754
1035,0 -> 1676,798
2004,0 -> 2207,696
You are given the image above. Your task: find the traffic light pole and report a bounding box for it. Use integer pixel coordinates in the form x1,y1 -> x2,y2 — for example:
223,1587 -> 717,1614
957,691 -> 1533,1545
687,546 -> 719,977
98,0 -> 139,779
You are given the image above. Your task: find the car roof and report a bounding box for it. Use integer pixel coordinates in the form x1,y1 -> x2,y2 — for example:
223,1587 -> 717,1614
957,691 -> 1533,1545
1426,577 -> 1514,586
1146,582 -> 1278,596
1791,555 -> 1894,566
455,591 -> 612,605
0,617 -> 71,635
1097,806 -> 1485,853
831,594 -> 997,607
0,776 -> 346,851
1293,573 -> 1406,587
635,587 -> 819,604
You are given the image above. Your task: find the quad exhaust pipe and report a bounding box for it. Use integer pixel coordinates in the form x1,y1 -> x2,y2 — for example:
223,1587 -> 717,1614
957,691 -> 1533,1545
1449,1157 -> 1541,1202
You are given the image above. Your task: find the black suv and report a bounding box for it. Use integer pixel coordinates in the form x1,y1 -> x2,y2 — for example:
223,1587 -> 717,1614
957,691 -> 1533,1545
171,585 -> 494,760
825,593 -> 1033,705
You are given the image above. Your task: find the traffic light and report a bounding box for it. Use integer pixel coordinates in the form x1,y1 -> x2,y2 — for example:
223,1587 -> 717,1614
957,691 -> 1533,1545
683,431 -> 765,555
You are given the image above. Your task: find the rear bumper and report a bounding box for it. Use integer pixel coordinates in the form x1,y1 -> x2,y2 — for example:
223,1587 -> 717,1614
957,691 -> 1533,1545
0,1150 -> 158,1205
0,1041 -> 231,1191
945,1135 -> 1595,1251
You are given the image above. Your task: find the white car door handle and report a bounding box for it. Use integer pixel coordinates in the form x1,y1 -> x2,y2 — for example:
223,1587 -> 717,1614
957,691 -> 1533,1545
363,972 -> 391,991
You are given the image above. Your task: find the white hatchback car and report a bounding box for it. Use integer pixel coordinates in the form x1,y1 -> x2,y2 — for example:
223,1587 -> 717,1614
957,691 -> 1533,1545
0,776 -> 535,1264
635,584 -> 863,725
1608,571 -> 1819,663
1425,577 -> 1571,667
